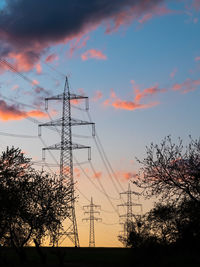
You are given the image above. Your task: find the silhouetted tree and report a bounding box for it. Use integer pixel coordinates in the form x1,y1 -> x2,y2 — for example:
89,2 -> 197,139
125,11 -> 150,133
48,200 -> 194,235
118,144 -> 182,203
147,203 -> 178,245
0,147 -> 71,253
134,136 -> 200,204
126,200 -> 200,249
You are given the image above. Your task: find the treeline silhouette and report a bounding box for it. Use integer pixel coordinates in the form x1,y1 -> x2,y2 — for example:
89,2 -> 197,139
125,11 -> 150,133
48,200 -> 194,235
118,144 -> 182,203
121,137 -> 200,252
0,147 -> 71,264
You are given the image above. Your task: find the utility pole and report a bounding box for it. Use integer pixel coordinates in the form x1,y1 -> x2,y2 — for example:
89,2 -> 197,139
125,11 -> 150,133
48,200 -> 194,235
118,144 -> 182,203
39,77 -> 95,247
83,197 -> 102,247
118,184 -> 142,245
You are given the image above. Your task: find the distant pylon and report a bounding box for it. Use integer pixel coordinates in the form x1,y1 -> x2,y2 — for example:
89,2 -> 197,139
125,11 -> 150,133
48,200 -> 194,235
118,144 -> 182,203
118,184 -> 142,244
83,197 -> 102,247
39,77 -> 95,247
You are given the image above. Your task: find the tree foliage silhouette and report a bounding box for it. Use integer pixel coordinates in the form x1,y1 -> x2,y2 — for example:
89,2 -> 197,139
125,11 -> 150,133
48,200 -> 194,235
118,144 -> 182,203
134,136 -> 200,204
0,147 -> 71,250
126,136 -> 200,249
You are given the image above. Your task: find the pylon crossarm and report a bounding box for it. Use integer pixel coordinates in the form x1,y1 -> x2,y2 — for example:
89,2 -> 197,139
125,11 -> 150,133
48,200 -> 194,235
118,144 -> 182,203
118,202 -> 142,207
42,142 -> 90,150
45,94 -> 64,101
39,118 -> 62,128
83,204 -> 100,209
82,218 -> 90,222
70,94 -> 88,100
71,118 -> 94,127
94,218 -> 102,222
120,190 -> 140,195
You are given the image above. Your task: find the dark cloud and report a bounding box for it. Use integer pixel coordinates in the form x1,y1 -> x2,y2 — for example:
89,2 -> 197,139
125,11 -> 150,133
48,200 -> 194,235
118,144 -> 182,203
0,0 -> 163,66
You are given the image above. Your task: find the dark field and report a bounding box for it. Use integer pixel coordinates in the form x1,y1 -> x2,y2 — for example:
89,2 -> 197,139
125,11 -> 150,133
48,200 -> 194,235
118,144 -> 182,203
0,246 -> 199,267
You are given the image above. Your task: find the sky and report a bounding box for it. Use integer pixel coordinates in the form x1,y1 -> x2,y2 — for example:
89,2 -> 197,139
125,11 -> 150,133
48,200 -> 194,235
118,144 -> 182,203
0,0 -> 200,247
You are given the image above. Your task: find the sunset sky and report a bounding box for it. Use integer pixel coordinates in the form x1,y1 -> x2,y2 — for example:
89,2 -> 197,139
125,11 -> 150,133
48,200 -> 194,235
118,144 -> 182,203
0,0 -> 200,247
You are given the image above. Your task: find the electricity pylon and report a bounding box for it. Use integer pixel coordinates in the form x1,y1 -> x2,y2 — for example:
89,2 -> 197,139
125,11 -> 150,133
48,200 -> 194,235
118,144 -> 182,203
118,184 -> 142,244
39,77 -> 95,247
83,197 -> 102,247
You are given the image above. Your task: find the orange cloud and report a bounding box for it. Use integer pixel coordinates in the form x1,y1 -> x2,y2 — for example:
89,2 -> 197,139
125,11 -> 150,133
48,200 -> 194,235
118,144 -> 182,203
172,78 -> 200,93
0,99 -> 48,121
93,172 -> 102,179
74,167 -> 81,178
104,81 -> 165,111
27,110 -> 48,118
81,49 -> 107,61
134,85 -> 166,103
111,100 -> 158,111
45,53 -> 58,63
115,170 -> 137,181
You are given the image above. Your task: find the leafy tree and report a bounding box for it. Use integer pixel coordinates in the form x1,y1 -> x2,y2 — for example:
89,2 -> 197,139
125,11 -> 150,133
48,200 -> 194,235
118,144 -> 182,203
0,147 -> 71,251
134,136 -> 200,204
146,203 -> 178,245
126,200 -> 200,249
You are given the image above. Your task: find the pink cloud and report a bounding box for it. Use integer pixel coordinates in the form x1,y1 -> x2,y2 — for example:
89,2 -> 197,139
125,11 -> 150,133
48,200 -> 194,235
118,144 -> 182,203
195,56 -> 200,61
172,78 -> 200,93
32,79 -> 39,86
35,62 -> 42,74
138,4 -> 174,24
11,84 -> 19,91
45,53 -> 58,63
105,7 -> 136,34
69,35 -> 90,57
138,13 -> 153,24
92,90 -> 103,102
8,52 -> 36,72
170,68 -> 178,78
81,49 -> 107,61
192,0 -> 200,11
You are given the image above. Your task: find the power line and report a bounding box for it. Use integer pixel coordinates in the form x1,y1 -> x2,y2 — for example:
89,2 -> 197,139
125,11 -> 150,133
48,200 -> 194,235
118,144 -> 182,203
0,131 -> 38,139
87,111 -> 125,192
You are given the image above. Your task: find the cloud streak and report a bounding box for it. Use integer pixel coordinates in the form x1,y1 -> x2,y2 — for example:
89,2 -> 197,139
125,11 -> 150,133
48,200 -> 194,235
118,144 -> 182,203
81,49 -> 107,61
104,82 -> 165,111
172,78 -> 200,93
0,99 -> 48,121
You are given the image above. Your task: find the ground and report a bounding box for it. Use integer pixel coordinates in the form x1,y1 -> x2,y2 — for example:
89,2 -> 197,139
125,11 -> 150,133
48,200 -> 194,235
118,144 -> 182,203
0,247 -> 199,266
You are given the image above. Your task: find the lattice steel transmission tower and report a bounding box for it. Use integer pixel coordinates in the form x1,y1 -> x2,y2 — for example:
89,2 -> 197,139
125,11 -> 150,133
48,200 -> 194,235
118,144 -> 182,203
39,77 -> 95,247
83,197 -> 102,247
118,184 -> 142,244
